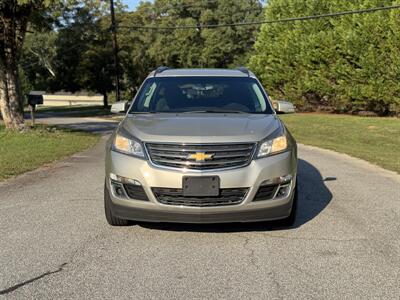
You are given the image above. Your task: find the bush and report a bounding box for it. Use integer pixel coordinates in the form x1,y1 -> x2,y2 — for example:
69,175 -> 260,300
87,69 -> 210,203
249,0 -> 400,116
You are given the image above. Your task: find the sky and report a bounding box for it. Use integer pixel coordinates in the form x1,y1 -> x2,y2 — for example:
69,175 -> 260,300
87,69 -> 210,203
122,0 -> 144,11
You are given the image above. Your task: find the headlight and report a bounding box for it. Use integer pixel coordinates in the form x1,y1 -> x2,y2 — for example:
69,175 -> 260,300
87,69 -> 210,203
112,133 -> 145,158
257,135 -> 288,158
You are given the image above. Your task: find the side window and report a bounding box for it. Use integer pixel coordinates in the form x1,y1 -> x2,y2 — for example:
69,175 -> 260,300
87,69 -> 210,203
143,82 -> 157,108
252,83 -> 266,112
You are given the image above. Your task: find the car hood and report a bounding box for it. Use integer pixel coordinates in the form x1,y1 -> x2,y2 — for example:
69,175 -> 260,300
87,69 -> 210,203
120,113 -> 282,143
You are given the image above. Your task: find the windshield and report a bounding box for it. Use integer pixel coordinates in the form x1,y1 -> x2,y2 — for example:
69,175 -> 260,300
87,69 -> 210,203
130,77 -> 274,114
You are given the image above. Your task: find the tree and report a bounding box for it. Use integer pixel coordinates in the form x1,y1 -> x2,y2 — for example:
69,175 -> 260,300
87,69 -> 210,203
6,0 -> 264,118
249,0 -> 400,115
0,0 -> 49,129
143,0 -> 263,68
49,1 -> 125,106
0,0 -> 124,129
114,0 -> 264,93
21,31 -> 58,92
117,3 -> 157,94
18,3 -> 65,97
76,25 -> 115,107
48,5 -> 99,94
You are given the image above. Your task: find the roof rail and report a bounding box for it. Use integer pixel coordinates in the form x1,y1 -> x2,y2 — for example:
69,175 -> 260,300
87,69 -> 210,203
236,67 -> 250,77
153,66 -> 170,77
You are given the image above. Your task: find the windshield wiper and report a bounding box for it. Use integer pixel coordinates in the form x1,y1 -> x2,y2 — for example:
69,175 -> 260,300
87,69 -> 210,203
180,110 -> 248,114
129,111 -> 156,114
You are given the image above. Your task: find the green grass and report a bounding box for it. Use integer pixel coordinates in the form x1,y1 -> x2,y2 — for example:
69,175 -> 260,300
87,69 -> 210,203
0,125 -> 100,181
280,114 -> 400,173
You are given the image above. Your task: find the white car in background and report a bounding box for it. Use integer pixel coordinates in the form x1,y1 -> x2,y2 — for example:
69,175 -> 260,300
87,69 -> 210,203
111,101 -> 131,114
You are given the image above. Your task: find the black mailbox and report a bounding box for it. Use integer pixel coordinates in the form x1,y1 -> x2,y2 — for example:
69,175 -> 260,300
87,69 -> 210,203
27,94 -> 44,106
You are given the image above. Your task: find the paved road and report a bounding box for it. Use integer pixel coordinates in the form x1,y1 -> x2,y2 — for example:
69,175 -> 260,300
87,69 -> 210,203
1,117 -> 399,299
34,114 -> 119,134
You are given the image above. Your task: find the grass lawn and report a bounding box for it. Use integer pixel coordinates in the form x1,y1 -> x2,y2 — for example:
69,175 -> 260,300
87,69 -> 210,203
0,125 -> 99,181
280,113 -> 400,173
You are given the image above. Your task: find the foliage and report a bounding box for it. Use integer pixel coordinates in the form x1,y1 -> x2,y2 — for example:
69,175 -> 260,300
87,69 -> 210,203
143,0 -> 262,68
18,0 -> 264,102
5,0 -> 400,121
249,0 -> 400,115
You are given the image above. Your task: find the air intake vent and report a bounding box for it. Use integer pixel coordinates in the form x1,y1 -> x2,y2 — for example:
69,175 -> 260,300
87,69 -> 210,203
253,184 -> 279,201
123,184 -> 149,201
152,187 -> 249,207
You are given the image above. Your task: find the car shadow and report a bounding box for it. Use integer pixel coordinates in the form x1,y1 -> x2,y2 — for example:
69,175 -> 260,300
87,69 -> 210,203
138,159 -> 333,232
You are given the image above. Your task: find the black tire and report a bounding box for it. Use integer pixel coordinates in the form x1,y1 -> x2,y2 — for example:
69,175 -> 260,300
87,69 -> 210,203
104,183 -> 130,226
277,183 -> 298,227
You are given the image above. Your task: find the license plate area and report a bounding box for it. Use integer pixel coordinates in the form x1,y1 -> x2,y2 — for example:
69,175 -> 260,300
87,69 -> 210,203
182,176 -> 220,197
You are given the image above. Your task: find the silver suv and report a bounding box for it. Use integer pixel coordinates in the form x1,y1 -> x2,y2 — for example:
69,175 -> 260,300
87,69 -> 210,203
105,68 -> 298,226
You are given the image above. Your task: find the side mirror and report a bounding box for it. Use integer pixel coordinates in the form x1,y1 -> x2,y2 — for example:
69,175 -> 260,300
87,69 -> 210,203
273,100 -> 296,114
111,101 -> 130,114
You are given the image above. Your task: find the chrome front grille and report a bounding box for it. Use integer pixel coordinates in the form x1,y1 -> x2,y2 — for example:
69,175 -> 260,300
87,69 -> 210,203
145,143 -> 256,170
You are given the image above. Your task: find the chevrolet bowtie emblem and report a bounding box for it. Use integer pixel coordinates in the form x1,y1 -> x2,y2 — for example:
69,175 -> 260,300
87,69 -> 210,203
187,152 -> 214,162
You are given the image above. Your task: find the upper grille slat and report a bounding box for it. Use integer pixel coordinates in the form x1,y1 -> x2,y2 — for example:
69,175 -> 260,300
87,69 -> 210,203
147,145 -> 254,153
151,152 -> 189,159
213,151 -> 253,158
153,157 -> 249,166
146,142 -> 256,170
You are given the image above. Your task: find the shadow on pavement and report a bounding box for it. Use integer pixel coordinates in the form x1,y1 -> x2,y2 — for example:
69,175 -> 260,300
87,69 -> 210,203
52,121 -> 118,134
138,159 -> 333,232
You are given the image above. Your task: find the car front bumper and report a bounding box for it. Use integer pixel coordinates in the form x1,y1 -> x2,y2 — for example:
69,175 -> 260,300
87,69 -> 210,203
105,149 -> 297,223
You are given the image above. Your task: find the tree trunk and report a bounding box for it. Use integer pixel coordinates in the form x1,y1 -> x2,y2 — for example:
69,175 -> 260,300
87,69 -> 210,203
0,60 -> 25,129
0,2 -> 32,130
103,92 -> 108,108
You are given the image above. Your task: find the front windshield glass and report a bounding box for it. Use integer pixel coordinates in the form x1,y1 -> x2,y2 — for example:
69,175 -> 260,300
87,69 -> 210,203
130,77 -> 274,114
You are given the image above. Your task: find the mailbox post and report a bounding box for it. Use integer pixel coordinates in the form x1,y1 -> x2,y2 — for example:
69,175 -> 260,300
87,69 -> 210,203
27,92 -> 44,127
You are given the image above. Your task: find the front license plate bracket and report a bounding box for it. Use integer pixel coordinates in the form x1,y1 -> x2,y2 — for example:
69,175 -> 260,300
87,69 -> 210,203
182,176 -> 220,197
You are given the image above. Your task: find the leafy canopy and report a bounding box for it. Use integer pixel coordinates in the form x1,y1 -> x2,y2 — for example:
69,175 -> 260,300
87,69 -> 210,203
249,0 -> 400,115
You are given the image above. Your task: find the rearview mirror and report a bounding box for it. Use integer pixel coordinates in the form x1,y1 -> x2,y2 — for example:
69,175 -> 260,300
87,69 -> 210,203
272,100 -> 295,114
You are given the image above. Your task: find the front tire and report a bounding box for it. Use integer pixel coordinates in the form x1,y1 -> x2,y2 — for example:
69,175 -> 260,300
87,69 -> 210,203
104,183 -> 130,226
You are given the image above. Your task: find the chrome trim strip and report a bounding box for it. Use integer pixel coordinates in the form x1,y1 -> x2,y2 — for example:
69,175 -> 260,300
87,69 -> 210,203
147,145 -> 254,152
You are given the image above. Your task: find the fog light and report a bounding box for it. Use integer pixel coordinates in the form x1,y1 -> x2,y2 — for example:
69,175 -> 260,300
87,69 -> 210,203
115,186 -> 124,196
261,174 -> 292,186
276,185 -> 290,198
110,180 -> 127,198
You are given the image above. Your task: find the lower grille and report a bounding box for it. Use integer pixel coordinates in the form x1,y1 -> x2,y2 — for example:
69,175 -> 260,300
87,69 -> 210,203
123,184 -> 149,201
253,184 -> 279,201
152,187 -> 249,207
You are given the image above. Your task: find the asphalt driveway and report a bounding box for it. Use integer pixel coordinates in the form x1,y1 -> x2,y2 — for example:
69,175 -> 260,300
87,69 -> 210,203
0,117 -> 399,299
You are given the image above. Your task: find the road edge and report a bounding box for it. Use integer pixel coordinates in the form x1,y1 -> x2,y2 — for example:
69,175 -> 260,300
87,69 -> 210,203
298,143 -> 400,182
